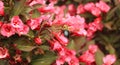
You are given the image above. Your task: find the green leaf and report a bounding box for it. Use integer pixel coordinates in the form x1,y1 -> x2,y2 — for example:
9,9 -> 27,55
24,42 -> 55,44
106,4 -> 120,21
40,45 -> 50,51
26,30 -> 35,38
17,45 -> 36,52
106,44 -> 116,54
31,10 -> 41,18
95,49 -> 104,65
14,38 -> 36,52
31,51 -> 57,65
67,40 -> 76,50
0,60 -> 9,65
114,59 -> 120,65
10,0 -> 26,19
73,37 -> 86,51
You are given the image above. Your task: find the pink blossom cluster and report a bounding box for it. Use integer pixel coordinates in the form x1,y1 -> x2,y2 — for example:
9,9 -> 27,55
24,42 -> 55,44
77,1 -> 110,17
79,44 -> 98,65
49,32 -> 79,65
0,16 -> 29,37
0,0 -> 117,65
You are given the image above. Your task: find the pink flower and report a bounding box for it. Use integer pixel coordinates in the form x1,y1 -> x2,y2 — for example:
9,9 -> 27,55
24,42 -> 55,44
68,4 -> 76,16
56,56 -> 65,65
0,23 -> 15,37
91,7 -> 101,17
48,39 -> 63,51
0,47 -> 9,59
27,17 -> 42,30
103,54 -> 116,65
27,0 -> 46,6
52,32 -> 68,46
88,44 -> 98,54
87,17 -> 103,39
77,4 -> 86,14
16,25 -> 29,36
84,2 -> 95,11
0,21 -> 3,27
0,1 -> 4,16
34,37 -> 42,45
37,3 -> 55,13
56,48 -> 79,65
11,16 -> 24,28
65,15 -> 87,36
79,51 -> 95,64
96,1 -> 110,13
49,0 -> 58,4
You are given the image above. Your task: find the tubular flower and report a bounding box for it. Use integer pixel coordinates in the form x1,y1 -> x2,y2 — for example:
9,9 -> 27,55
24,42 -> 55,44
52,32 -> 68,46
27,0 -> 46,6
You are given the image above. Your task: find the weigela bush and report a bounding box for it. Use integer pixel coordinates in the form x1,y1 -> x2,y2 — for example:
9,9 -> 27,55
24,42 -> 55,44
0,0 -> 117,65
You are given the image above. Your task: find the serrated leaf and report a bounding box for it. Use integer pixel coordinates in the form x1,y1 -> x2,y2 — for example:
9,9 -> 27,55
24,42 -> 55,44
31,51 -> 57,65
95,49 -> 104,65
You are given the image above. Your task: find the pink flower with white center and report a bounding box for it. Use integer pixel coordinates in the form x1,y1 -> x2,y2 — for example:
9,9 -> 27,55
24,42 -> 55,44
52,32 -> 68,46
68,4 -> 76,16
11,16 -> 24,28
84,2 -> 95,11
96,1 -> 110,13
0,23 -> 15,37
0,47 -> 9,59
88,44 -> 98,54
0,1 -> 4,16
16,25 -> 29,36
77,4 -> 86,14
79,51 -> 95,64
34,37 -> 42,45
103,54 -> 116,65
27,17 -> 42,30
91,7 -> 101,17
